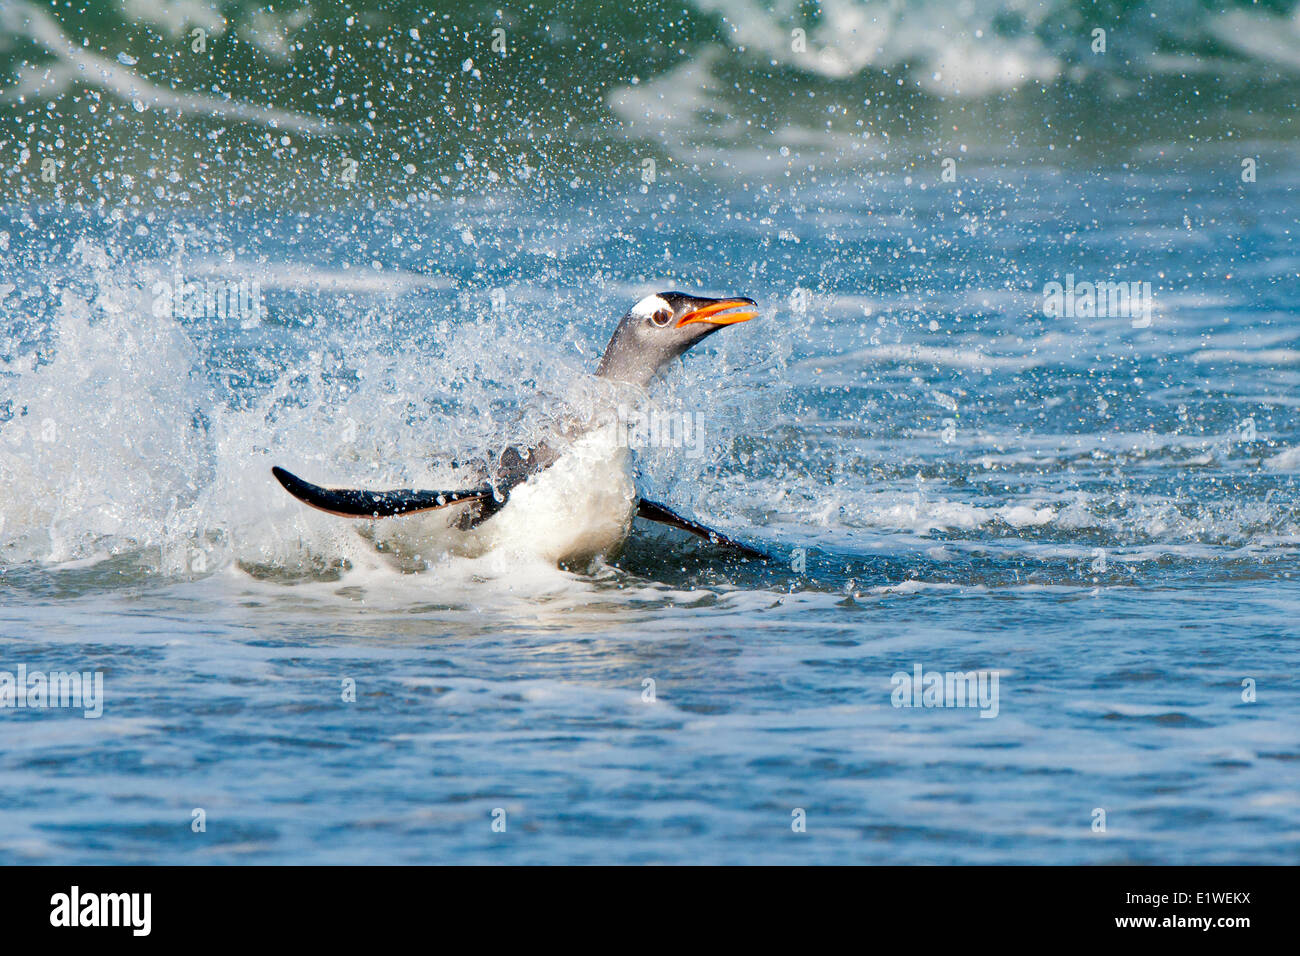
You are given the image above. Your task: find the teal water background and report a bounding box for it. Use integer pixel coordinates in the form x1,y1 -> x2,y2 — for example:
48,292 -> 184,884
0,0 -> 1297,863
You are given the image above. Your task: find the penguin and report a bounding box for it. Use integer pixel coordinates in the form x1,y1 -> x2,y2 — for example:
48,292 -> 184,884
271,292 -> 766,565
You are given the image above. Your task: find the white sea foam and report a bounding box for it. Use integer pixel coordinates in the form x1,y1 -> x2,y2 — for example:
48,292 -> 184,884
693,0 -> 1062,93
801,343 -> 1041,372
2,3 -> 342,137
0,237 -> 574,576
1193,348 -> 1300,366
1209,9 -> 1300,71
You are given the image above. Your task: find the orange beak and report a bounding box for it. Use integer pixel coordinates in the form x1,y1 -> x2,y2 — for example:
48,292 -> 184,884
676,298 -> 759,328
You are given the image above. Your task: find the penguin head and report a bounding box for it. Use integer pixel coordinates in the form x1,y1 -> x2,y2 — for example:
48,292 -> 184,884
596,291 -> 758,387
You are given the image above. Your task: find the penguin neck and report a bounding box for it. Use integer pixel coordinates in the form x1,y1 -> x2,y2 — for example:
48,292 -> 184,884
596,323 -> 688,388
595,338 -> 657,388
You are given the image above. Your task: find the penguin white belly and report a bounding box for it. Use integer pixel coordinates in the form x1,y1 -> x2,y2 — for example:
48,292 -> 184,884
474,430 -> 637,566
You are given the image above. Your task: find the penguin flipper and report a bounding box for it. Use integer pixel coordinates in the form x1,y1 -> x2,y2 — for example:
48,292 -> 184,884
272,466 -> 495,518
635,498 -> 769,560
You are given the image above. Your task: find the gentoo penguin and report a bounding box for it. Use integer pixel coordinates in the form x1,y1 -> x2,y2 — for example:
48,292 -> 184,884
271,292 -> 765,565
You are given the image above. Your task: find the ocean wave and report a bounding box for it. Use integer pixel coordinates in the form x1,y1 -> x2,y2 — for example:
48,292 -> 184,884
2,0 -> 1298,208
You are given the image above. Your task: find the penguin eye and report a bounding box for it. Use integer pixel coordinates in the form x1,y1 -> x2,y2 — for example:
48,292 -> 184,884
649,308 -> 673,327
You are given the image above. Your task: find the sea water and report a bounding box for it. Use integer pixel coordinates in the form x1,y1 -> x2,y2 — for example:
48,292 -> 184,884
0,0 -> 1297,864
